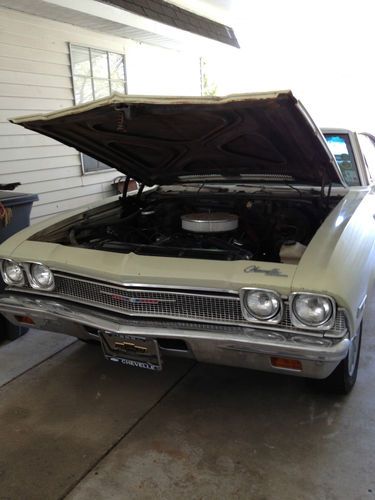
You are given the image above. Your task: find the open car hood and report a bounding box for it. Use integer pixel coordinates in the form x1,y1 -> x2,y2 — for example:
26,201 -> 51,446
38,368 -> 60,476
10,91 -> 344,187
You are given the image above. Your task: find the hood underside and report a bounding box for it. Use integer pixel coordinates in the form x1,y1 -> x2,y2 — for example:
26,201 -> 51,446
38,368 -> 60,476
10,91 -> 344,187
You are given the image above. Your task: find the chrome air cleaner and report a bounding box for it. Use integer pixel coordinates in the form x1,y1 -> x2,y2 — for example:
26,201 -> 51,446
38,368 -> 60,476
181,213 -> 238,233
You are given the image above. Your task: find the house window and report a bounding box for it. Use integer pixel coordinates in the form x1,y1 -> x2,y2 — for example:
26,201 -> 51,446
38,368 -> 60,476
70,44 -> 127,172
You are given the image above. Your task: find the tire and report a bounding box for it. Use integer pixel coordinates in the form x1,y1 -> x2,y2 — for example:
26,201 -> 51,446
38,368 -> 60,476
0,314 -> 28,341
310,322 -> 362,395
80,338 -> 100,345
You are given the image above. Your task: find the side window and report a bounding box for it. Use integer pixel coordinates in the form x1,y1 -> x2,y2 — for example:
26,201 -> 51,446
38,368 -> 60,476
324,133 -> 360,186
358,134 -> 375,183
70,45 -> 127,173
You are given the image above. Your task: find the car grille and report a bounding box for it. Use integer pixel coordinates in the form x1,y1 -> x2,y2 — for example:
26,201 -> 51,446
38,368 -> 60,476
44,273 -> 348,337
53,273 -> 242,324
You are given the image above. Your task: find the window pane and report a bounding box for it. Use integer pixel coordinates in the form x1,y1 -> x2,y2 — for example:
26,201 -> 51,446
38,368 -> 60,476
73,76 -> 93,103
91,49 -> 109,79
111,80 -> 125,94
93,79 -> 110,99
82,155 -> 111,172
98,161 -> 111,170
71,46 -> 91,77
324,133 -> 360,186
82,155 -> 100,172
70,46 -> 126,174
109,53 -> 125,80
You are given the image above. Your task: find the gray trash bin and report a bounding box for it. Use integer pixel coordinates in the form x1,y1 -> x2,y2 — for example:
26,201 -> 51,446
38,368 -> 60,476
0,191 -> 39,340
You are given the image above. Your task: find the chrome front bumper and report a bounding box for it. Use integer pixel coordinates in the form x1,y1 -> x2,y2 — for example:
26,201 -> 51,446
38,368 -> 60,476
0,293 -> 350,379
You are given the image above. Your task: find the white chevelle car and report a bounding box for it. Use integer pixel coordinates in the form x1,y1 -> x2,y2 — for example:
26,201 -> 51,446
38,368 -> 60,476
1,91 -> 375,394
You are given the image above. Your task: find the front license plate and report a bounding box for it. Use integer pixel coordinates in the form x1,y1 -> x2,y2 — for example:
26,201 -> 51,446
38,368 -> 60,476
100,331 -> 162,371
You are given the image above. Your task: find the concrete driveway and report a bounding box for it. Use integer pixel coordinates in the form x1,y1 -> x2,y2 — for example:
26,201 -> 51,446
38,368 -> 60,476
1,303 -> 375,500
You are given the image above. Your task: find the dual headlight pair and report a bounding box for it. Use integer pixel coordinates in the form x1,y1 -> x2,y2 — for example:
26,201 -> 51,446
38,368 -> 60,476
241,288 -> 334,328
1,259 -> 54,290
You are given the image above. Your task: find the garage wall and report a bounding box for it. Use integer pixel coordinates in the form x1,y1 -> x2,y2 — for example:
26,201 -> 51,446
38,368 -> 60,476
0,8 -> 201,223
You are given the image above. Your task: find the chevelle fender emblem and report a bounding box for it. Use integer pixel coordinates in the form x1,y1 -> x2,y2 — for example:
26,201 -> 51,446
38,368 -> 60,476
244,265 -> 288,277
99,290 -> 176,304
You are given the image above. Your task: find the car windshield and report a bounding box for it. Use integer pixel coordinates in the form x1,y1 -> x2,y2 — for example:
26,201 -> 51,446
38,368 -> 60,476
324,133 -> 360,186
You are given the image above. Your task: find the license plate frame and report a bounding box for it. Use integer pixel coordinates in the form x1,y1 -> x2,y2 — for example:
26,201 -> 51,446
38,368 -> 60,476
99,331 -> 162,371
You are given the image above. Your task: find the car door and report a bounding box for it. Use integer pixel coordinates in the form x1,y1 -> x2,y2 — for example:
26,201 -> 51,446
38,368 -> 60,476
357,133 -> 375,184
323,131 -> 363,186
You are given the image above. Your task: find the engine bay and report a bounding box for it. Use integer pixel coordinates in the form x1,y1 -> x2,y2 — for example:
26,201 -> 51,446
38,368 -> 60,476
38,188 -> 341,263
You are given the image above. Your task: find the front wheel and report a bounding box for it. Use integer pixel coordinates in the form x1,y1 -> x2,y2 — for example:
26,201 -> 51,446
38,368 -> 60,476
310,322 -> 362,395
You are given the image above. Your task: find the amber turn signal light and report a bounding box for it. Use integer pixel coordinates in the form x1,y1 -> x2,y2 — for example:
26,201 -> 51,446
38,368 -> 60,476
271,357 -> 302,371
15,315 -> 35,325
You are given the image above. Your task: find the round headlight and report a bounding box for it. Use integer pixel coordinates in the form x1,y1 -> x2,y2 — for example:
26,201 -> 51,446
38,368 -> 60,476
244,289 -> 281,320
292,294 -> 333,326
2,260 -> 24,285
30,263 -> 54,289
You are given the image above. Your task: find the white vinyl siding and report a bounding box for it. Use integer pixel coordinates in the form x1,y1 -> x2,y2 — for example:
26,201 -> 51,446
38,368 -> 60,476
0,8 -> 201,223
0,9 -> 121,222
